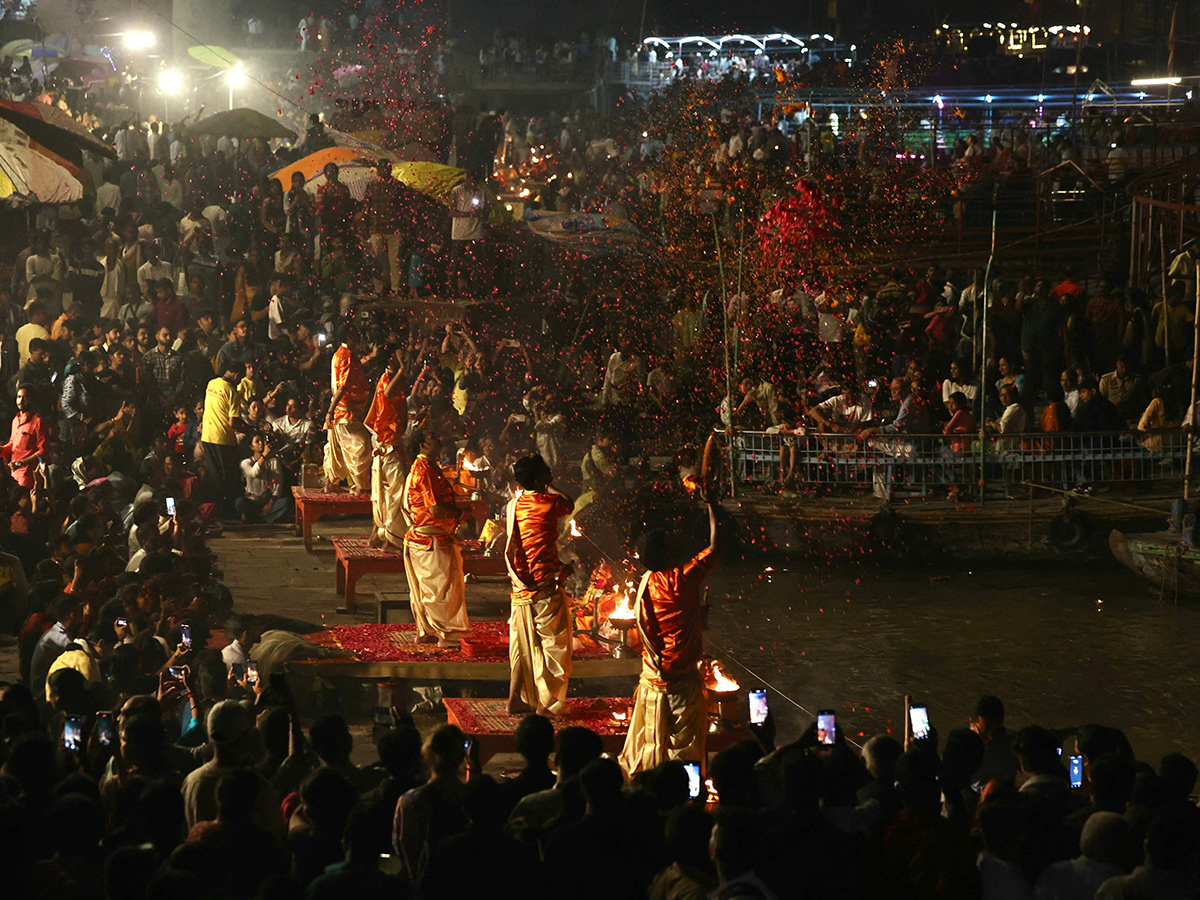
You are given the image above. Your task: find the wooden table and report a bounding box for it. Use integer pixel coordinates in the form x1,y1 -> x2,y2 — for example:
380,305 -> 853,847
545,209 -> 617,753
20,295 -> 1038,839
331,536 -> 507,612
292,487 -> 372,552
443,696 -> 743,764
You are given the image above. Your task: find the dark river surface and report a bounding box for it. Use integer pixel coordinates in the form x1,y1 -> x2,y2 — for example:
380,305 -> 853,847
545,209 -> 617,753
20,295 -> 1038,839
704,556 -> 1200,765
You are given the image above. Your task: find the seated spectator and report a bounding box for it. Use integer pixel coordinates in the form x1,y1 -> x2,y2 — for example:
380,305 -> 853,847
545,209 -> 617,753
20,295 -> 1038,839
235,434 -> 291,524
1035,812 -> 1138,900
1073,377 -> 1125,432
307,801 -> 413,900
1095,801 -> 1200,899
496,713 -> 556,818
1099,353 -> 1145,424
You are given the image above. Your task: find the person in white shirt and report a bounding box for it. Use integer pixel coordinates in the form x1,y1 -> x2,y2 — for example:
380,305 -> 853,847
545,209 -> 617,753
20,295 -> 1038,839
988,385 -> 1029,450
601,342 -> 647,406
810,383 -> 874,432
267,273 -> 293,341
220,613 -> 261,671
941,360 -> 979,411
136,241 -> 174,298
160,165 -> 183,210
235,434 -> 292,523
24,232 -> 63,305
446,171 -> 486,295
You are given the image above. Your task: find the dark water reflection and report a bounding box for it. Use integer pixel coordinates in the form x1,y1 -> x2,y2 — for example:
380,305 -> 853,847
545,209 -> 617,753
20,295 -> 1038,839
706,557 -> 1200,764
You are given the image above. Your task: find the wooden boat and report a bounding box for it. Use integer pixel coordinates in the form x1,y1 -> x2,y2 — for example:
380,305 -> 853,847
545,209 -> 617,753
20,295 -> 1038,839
1109,529 -> 1200,597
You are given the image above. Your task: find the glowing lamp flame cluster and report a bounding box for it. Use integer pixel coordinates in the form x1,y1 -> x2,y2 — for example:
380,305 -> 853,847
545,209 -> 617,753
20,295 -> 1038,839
609,586 -> 637,625
708,660 -> 740,693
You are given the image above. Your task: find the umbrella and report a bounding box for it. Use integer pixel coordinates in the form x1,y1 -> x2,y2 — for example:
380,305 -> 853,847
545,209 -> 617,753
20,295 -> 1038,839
303,161 -> 379,201
0,39 -> 65,59
270,146 -> 364,185
392,161 -> 465,200
0,99 -> 115,162
187,45 -> 240,69
187,108 -> 296,140
0,139 -> 82,203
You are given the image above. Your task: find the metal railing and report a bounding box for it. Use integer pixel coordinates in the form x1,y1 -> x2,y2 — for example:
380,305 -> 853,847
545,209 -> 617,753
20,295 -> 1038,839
726,429 -> 1189,498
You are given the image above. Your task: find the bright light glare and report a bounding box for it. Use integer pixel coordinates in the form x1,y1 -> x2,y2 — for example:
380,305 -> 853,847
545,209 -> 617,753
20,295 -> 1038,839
1131,76 -> 1181,86
123,31 -> 155,51
158,70 -> 181,95
226,62 -> 246,88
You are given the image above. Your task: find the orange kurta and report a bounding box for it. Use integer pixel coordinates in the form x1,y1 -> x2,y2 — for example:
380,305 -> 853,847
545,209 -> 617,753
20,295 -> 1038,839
364,371 -> 406,444
640,546 -> 717,681
330,344 -> 370,423
507,491 -> 573,597
405,455 -> 457,532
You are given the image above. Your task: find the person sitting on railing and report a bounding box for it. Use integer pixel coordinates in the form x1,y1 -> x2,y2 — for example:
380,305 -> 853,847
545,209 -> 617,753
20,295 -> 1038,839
809,382 -> 874,433
857,378 -> 929,439
1072,377 -> 1124,433
985,385 -> 1029,451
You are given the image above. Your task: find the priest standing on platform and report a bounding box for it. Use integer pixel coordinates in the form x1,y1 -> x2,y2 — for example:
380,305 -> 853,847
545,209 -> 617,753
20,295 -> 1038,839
402,428 -> 472,647
505,454 -> 575,715
620,492 -> 719,776
365,352 -> 409,548
322,327 -> 372,492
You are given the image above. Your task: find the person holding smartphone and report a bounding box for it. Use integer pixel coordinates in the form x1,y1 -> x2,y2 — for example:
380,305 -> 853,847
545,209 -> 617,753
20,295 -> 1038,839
364,351 -> 410,549
504,453 -> 575,716
620,489 -> 720,776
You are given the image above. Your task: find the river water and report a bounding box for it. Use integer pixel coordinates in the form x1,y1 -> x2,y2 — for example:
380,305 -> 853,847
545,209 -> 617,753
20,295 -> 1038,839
705,556 -> 1200,765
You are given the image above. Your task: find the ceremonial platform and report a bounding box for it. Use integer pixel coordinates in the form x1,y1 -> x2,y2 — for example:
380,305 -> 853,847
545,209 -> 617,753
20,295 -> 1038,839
330,536 -> 508,611
443,696 -> 744,763
288,621 -> 642,681
292,487 -> 372,552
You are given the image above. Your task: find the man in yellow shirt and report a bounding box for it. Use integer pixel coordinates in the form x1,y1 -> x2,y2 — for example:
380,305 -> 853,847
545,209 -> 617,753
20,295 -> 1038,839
202,359 -> 256,511
45,625 -> 115,702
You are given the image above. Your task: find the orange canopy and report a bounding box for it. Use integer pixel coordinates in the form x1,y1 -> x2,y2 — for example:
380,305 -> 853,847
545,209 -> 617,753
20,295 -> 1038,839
269,147 -> 365,186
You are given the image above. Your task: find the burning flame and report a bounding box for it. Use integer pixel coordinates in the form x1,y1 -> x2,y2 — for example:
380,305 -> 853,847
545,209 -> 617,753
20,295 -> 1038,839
609,590 -> 636,623
568,520 -> 582,538
708,660 -> 740,693
612,710 -> 627,722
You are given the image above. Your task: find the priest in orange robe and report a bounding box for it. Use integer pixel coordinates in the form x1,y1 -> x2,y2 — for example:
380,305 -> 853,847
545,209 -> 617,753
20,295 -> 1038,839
401,428 -> 471,647
322,329 -> 372,492
620,494 -> 719,775
505,453 -> 575,715
364,354 -> 410,548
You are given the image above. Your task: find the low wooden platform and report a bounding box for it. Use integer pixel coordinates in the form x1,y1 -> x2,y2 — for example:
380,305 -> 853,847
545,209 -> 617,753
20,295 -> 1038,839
331,536 -> 507,611
443,696 -> 743,764
292,487 -> 372,552
288,621 -> 642,680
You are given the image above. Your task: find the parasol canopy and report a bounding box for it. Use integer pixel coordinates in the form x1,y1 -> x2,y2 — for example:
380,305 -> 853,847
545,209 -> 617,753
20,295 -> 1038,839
188,108 -> 296,141
303,161 -> 465,202
187,45 -> 240,69
270,146 -> 363,185
0,39 -> 65,59
0,99 -> 116,163
0,138 -> 83,203
302,161 -> 380,201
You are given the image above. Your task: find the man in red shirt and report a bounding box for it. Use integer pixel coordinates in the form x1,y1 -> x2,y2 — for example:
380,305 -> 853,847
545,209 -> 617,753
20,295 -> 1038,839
401,428 -> 471,647
505,453 -> 575,715
364,353 -> 409,548
0,386 -> 50,490
620,493 -> 719,776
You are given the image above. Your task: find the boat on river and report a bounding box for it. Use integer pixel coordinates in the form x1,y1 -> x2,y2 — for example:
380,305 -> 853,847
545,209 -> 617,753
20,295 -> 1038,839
1110,529 -> 1200,598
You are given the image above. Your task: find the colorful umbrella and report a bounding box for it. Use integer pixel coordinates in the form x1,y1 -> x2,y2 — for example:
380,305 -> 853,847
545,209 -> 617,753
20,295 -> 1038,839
270,146 -> 364,185
303,161 -> 379,201
0,139 -> 82,202
187,45 -> 240,69
187,108 -> 296,140
391,161 -> 465,200
0,39 -> 65,59
0,99 -> 116,162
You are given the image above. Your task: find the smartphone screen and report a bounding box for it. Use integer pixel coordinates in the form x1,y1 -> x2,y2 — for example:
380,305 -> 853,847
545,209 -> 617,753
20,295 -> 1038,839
683,761 -> 702,799
180,623 -> 191,650
63,716 -> 83,752
1069,755 -> 1083,789
246,661 -> 259,686
909,704 -> 931,741
166,497 -> 176,516
95,712 -> 115,747
749,689 -> 769,726
817,710 -> 837,746
168,665 -> 185,681
115,617 -> 128,628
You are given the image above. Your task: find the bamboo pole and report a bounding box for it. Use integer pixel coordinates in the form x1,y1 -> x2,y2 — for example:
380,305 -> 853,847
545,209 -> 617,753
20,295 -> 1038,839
1186,261 -> 1200,500
978,211 -> 997,504
1162,221 -> 1171,366
714,214 -> 737,500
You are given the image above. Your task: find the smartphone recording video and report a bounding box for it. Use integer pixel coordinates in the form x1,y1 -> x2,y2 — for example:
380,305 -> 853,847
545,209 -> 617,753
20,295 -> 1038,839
180,623 -> 192,650
95,712 -> 115,747
909,704 -> 931,741
683,761 -> 702,799
749,689 -> 769,726
1069,755 -> 1083,789
817,709 -> 837,746
63,716 -> 83,752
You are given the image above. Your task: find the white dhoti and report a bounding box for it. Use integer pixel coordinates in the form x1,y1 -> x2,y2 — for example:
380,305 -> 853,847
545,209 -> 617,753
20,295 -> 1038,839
323,421 -> 373,491
619,665 -> 707,776
402,530 -> 470,641
371,448 -> 409,547
508,586 -> 572,715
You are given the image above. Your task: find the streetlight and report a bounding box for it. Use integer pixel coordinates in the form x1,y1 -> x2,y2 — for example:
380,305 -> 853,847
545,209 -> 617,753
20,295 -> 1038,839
158,69 -> 181,122
226,61 -> 245,110
123,31 -> 156,51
